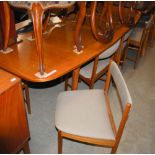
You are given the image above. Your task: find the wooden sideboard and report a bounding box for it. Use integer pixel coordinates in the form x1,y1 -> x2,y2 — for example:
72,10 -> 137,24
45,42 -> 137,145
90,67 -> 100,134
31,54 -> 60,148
0,69 -> 30,153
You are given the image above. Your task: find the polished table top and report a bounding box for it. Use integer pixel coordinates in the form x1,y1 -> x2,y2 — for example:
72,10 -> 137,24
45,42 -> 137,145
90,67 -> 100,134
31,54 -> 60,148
0,11 -> 141,82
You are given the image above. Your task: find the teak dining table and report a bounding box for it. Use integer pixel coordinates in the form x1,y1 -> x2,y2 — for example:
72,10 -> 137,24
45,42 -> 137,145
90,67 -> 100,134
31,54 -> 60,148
0,6 -> 141,90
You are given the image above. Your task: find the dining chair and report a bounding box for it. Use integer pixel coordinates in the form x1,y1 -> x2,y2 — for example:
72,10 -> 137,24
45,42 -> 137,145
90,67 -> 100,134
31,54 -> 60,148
65,38 -> 122,90
55,60 -> 132,154
123,15 -> 154,69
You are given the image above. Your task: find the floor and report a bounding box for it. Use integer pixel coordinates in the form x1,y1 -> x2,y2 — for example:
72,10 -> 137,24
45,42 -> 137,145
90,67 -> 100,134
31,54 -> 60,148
24,38 -> 155,153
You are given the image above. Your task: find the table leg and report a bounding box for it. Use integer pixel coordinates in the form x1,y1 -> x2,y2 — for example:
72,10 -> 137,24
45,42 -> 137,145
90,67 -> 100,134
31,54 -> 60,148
30,3 -> 45,75
71,67 -> 80,90
2,2 -> 10,50
74,2 -> 86,53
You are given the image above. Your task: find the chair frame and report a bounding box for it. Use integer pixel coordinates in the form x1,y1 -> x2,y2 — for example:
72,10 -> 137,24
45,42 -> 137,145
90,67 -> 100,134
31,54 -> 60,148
57,61 -> 132,154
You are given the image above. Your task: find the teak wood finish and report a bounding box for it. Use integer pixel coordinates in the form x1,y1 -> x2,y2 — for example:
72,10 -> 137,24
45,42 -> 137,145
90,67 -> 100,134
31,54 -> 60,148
57,61 -> 132,154
0,69 -> 30,153
0,4 -> 141,87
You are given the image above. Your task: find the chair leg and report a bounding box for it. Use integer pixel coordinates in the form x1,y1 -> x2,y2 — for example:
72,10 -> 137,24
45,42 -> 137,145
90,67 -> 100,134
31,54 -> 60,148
23,141 -> 30,154
134,49 -> 140,69
64,79 -> 69,91
89,82 -> 94,89
121,44 -> 129,69
111,146 -> 118,154
58,131 -> 63,154
23,84 -> 31,114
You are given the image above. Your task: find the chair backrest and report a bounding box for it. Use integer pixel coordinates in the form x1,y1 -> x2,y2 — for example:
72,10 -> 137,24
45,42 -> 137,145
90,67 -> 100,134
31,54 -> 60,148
122,29 -> 133,50
105,61 -> 132,145
123,29 -> 133,42
99,39 -> 121,59
109,61 -> 132,110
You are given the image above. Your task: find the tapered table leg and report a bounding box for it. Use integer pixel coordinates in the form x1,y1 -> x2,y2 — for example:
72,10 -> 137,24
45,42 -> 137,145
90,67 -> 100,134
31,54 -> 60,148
3,2 -> 10,50
30,3 -> 45,75
74,2 -> 86,53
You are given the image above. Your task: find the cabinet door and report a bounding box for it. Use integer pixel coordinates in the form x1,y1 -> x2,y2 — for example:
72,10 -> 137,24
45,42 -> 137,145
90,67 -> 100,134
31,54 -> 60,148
0,82 -> 30,153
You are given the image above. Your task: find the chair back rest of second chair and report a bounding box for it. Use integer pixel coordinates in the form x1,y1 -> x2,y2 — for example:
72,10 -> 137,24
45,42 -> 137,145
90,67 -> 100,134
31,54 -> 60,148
99,39 -> 121,59
122,29 -> 133,49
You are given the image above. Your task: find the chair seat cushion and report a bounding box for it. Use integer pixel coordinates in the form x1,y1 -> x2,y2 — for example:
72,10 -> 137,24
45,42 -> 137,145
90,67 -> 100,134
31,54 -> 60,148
130,27 -> 143,43
55,89 -> 115,140
80,58 -> 110,79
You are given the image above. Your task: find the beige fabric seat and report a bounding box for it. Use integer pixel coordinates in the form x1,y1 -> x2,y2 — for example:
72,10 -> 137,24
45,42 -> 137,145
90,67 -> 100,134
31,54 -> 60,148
55,89 -> 115,140
55,61 -> 133,153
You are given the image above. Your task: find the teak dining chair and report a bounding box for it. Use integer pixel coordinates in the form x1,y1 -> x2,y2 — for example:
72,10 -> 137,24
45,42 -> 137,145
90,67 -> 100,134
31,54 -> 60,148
55,60 -> 132,154
123,15 -> 154,69
65,39 -> 122,90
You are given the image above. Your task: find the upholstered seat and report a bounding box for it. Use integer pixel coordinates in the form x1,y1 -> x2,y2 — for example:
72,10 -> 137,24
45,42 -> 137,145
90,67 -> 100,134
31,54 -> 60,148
55,89 -> 115,140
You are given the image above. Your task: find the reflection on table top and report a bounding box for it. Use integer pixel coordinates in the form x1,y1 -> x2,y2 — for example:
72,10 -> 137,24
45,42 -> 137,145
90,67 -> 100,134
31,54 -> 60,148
0,12 -> 141,82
